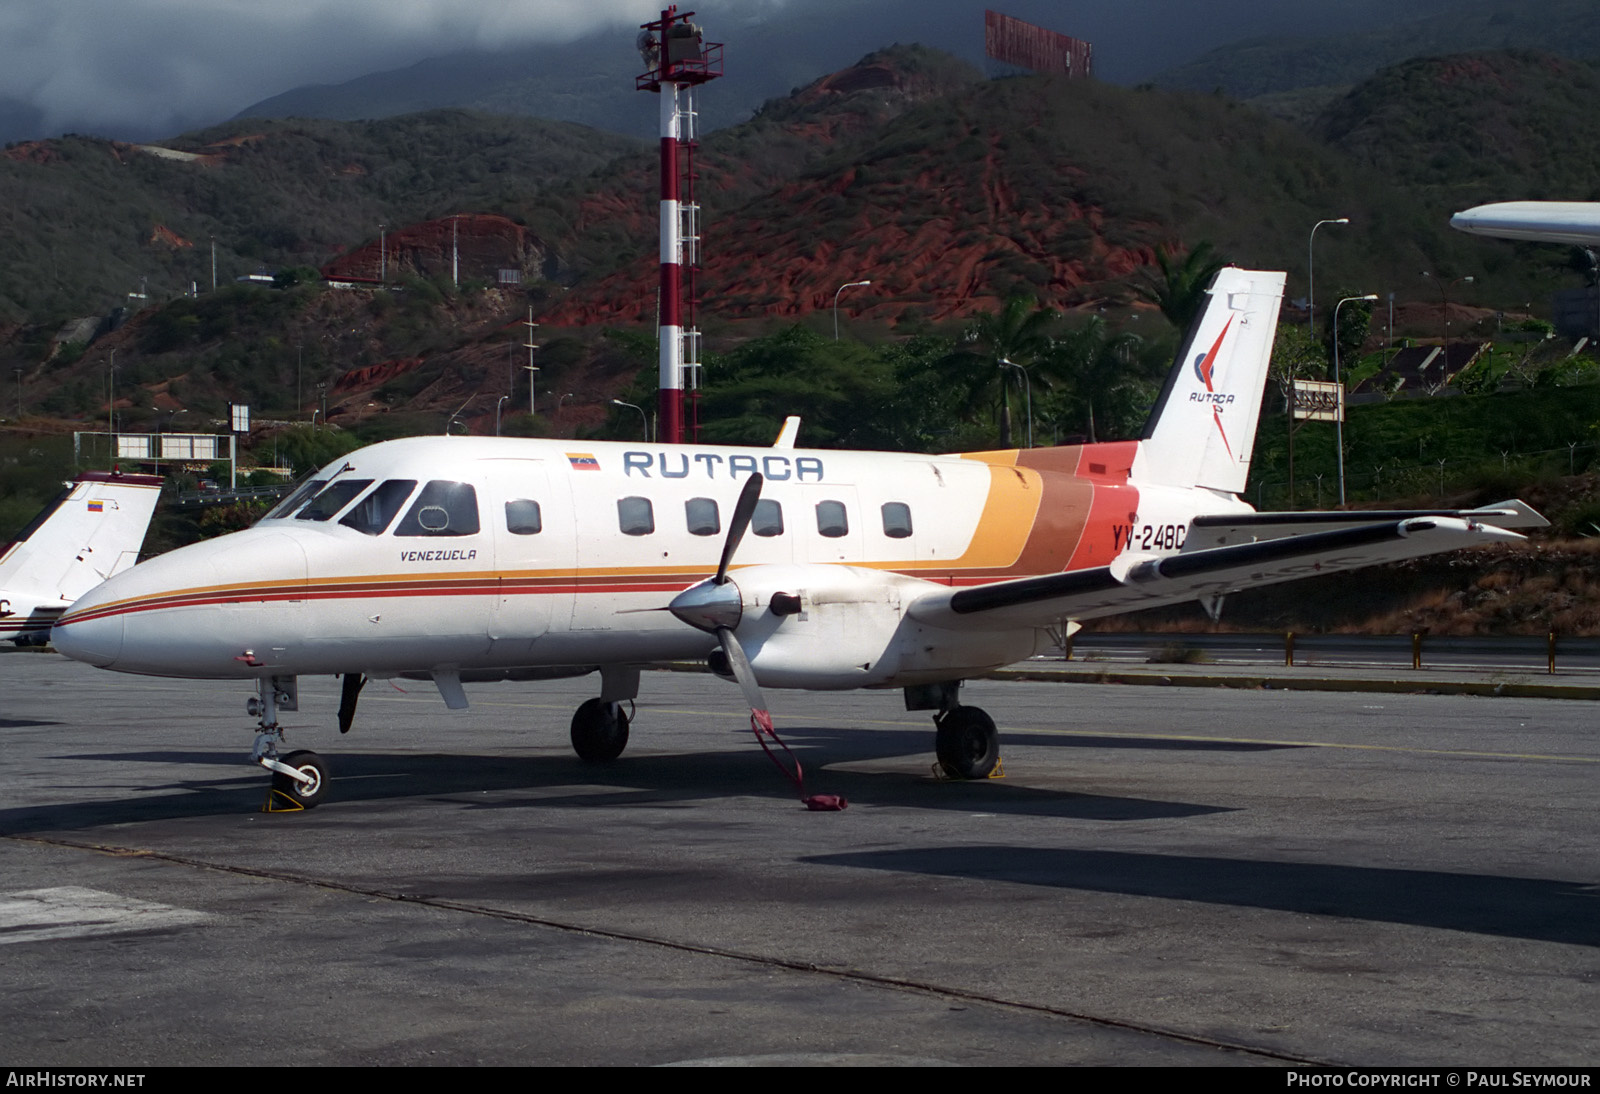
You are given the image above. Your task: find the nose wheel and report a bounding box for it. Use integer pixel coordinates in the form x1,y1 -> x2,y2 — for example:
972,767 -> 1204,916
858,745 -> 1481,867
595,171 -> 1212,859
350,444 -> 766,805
268,750 -> 330,811
248,675 -> 330,811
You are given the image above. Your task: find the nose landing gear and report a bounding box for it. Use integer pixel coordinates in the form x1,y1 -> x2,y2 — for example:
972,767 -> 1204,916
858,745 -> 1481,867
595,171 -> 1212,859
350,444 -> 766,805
248,675 -> 329,812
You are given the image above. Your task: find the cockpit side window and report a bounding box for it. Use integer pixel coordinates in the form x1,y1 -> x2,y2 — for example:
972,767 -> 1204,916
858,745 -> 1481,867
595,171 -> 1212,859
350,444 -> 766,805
393,481 -> 480,537
261,479 -> 326,522
295,479 -> 374,521
340,480 -> 417,536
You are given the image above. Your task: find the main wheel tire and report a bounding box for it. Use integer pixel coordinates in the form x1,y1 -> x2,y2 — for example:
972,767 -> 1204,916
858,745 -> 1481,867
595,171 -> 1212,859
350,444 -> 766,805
935,706 -> 999,780
271,749 -> 330,809
571,698 -> 630,762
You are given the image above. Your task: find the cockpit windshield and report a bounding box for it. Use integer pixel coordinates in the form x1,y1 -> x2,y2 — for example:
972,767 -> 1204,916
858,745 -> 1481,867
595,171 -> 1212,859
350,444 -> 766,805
340,480 -> 417,536
260,478 -> 327,522
294,479 -> 374,521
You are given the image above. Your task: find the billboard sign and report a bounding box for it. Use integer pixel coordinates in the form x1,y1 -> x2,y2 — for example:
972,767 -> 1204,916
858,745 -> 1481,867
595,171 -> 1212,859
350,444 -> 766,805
984,11 -> 1092,78
1292,379 -> 1344,422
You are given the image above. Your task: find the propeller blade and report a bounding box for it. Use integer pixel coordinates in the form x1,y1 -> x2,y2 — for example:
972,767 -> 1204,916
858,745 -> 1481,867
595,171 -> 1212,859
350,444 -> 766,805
715,625 -> 767,716
714,473 -> 764,586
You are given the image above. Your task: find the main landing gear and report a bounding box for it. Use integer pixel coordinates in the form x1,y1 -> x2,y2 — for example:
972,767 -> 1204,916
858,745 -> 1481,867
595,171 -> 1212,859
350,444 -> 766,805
908,681 -> 1002,780
248,675 -> 329,811
569,666 -> 640,763
934,705 -> 1000,780
571,698 -> 630,762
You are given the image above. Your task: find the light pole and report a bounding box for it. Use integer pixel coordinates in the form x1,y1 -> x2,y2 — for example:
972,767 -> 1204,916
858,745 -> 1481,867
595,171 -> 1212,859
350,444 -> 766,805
833,279 -> 871,340
557,393 -> 576,417
612,399 -> 649,441
495,395 -> 509,436
998,357 -> 1033,449
1332,294 -> 1377,506
1420,272 -> 1474,351
1308,218 -> 1349,339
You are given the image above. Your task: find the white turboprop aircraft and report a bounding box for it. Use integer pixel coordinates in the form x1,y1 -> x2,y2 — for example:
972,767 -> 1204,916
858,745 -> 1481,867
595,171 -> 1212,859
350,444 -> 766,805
2,470 -> 162,646
52,269 -> 1545,809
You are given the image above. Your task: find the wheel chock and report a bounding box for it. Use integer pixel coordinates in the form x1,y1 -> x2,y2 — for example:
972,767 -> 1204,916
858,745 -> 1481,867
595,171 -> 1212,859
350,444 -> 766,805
263,788 -> 307,813
930,755 -> 1006,781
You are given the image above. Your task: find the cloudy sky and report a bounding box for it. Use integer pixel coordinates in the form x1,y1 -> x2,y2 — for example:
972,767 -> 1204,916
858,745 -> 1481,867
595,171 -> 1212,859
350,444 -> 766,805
1,0 -> 690,139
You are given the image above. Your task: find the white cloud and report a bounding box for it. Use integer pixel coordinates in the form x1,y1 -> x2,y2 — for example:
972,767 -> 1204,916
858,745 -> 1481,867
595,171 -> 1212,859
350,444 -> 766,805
0,0 -> 678,137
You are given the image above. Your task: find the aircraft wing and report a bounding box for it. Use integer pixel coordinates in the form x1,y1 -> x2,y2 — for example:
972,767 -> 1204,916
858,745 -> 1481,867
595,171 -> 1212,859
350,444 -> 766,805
906,516 -> 1524,631
1184,499 -> 1545,550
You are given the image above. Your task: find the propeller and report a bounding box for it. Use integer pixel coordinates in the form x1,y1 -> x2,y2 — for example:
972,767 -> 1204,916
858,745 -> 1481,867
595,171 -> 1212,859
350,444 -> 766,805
667,472 -> 845,811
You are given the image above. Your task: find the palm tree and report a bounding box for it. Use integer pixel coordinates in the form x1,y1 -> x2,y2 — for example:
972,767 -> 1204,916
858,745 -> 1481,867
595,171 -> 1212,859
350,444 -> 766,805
1040,317 -> 1153,443
936,296 -> 1056,447
1136,241 -> 1228,331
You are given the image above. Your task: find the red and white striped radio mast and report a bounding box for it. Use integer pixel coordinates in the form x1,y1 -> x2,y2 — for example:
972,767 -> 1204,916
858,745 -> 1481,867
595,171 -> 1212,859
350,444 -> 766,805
637,6 -> 722,444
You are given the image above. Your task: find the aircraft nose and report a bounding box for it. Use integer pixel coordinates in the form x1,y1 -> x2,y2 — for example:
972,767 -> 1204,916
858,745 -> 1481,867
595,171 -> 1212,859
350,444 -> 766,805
52,601 -> 125,667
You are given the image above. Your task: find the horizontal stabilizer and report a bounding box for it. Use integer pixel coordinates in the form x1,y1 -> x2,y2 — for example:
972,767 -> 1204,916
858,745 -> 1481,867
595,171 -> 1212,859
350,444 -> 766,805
907,516 -> 1524,631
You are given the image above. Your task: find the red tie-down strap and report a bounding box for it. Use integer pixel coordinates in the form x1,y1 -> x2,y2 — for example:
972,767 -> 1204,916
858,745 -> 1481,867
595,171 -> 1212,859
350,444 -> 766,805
748,709 -> 847,811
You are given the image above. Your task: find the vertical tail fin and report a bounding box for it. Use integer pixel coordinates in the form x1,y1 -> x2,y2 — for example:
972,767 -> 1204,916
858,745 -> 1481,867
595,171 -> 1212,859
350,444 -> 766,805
0,471 -> 162,642
1133,268 -> 1285,494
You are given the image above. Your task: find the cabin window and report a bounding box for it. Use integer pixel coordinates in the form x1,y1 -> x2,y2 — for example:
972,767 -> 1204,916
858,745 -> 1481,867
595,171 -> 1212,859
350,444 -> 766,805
262,479 -> 326,521
340,480 -> 416,536
618,496 -> 655,536
881,502 -> 913,539
752,499 -> 784,537
295,479 -> 374,521
685,497 -> 720,536
505,499 -> 543,535
815,500 -> 849,538
394,481 -> 480,537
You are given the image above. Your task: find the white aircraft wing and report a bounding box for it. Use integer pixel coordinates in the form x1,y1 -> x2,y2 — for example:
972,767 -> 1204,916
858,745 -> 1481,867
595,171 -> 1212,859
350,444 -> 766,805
906,516 -> 1524,631
1184,499 -> 1546,550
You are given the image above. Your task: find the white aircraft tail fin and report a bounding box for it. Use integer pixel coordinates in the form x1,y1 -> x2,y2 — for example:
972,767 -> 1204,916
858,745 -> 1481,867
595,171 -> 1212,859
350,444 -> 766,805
0,471 -> 162,635
1133,267 -> 1286,495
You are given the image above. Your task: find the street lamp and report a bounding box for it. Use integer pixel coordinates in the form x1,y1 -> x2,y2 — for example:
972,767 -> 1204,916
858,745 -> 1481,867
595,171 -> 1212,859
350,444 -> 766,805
1332,294 -> 1377,506
998,357 -> 1033,449
612,399 -> 649,441
1308,218 -> 1349,339
1420,272 -> 1474,356
495,395 -> 509,436
833,279 -> 871,341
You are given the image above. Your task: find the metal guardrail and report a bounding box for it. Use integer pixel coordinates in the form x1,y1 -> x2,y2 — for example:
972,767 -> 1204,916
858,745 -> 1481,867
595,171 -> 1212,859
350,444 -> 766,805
1061,632 -> 1600,676
172,484 -> 291,508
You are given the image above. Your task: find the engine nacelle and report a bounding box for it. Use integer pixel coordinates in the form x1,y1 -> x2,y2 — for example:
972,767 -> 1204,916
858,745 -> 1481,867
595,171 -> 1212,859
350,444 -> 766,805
717,564 -> 1048,689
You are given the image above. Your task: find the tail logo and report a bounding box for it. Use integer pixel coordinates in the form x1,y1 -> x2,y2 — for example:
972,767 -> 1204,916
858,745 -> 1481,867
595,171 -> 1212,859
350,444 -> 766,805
1189,315 -> 1236,458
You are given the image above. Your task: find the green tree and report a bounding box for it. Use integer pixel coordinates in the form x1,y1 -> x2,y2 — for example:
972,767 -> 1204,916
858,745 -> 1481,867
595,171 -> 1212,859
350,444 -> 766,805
1135,241 -> 1228,331
936,296 -> 1057,447
1269,324 -> 1326,409
1039,317 -> 1161,443
1321,292 -> 1374,379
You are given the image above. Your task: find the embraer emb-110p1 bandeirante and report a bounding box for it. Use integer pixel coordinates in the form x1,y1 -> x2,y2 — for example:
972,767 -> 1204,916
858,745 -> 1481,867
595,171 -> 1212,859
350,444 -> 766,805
2,470 -> 161,647
52,269 -> 1545,809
